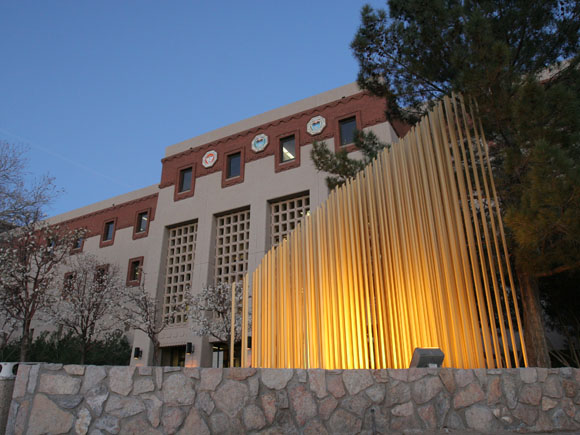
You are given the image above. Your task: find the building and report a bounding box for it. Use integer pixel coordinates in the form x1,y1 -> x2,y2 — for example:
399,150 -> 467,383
45,83 -> 405,367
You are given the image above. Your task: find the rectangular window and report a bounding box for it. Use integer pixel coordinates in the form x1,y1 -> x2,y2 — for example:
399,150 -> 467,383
103,221 -> 115,241
178,167 -> 193,192
226,152 -> 241,178
270,193 -> 310,247
214,209 -> 250,284
280,135 -> 296,162
95,265 -> 109,288
127,257 -> 143,286
73,237 -> 83,251
63,272 -> 75,293
163,222 -> 198,324
339,116 -> 357,146
136,211 -> 148,233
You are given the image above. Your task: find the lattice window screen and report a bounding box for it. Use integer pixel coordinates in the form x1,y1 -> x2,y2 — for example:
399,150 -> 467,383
163,222 -> 197,324
214,209 -> 250,284
270,194 -> 310,247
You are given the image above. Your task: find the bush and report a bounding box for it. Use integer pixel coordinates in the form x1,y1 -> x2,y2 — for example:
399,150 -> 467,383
0,330 -> 131,365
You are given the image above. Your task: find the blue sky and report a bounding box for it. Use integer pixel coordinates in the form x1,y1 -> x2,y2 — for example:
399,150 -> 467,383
0,1 -> 387,218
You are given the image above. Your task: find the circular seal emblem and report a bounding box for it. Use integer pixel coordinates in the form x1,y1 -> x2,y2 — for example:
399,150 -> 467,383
307,115 -> 326,136
202,150 -> 218,168
251,134 -> 269,153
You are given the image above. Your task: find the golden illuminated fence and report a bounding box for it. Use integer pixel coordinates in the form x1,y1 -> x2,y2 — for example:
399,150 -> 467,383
244,95 -> 527,369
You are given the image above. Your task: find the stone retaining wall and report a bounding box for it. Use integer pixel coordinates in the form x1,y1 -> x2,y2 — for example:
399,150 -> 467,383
6,364 -> 580,434
1,378 -> 15,433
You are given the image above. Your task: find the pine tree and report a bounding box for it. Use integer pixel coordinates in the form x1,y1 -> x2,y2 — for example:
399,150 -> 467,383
349,0 -> 580,367
311,130 -> 389,190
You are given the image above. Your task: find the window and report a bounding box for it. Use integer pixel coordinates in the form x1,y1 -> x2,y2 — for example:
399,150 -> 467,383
103,221 -> 115,241
178,167 -> 193,193
270,193 -> 310,247
339,116 -> 357,146
127,257 -> 143,286
222,148 -> 245,187
226,152 -> 241,178
215,209 -> 250,284
95,265 -> 109,288
174,165 -> 195,201
280,135 -> 296,162
133,209 -> 151,239
72,237 -> 83,252
163,222 -> 198,324
63,272 -> 75,293
136,211 -> 148,233
100,219 -> 117,247
274,130 -> 300,172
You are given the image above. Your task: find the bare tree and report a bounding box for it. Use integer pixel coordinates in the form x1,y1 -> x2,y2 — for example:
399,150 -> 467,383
48,255 -> 123,364
187,281 -> 249,344
0,141 -> 58,227
117,274 -> 175,365
0,223 -> 84,361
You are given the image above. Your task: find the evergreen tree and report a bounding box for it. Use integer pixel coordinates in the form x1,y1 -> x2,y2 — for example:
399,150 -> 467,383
348,0 -> 580,367
311,130 -> 389,190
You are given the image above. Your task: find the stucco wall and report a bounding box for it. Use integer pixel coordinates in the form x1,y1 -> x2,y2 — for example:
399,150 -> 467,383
6,364 -> 580,434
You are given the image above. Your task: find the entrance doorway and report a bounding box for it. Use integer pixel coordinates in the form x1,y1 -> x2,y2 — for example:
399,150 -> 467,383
160,345 -> 186,367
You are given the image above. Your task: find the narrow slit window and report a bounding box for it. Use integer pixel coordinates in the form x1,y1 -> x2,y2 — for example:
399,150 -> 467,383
128,259 -> 142,284
73,237 -> 83,251
179,167 -> 193,192
136,211 -> 148,233
95,265 -> 108,288
63,272 -> 75,293
103,221 -> 115,241
339,116 -> 357,146
227,152 -> 241,179
280,135 -> 296,162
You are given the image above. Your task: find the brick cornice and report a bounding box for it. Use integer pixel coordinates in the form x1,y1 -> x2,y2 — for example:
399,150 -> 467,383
59,193 -> 159,238
161,92 -> 371,165
159,92 -> 389,190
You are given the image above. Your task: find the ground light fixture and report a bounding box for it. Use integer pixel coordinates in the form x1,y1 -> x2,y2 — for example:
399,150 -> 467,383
409,348 -> 445,368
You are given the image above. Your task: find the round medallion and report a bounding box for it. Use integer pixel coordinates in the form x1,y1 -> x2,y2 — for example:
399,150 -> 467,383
251,134 -> 269,153
307,115 -> 326,136
202,150 -> 218,168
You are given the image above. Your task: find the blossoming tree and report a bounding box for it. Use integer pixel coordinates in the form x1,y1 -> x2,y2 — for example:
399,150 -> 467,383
0,224 -> 84,361
48,255 -> 124,364
117,274 -> 175,366
187,281 -> 249,344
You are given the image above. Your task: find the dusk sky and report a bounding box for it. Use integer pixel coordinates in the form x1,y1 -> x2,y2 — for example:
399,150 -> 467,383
0,1 -> 387,218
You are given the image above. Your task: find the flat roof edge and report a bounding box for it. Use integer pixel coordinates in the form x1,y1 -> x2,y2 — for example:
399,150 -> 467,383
46,184 -> 159,224
164,82 -> 361,158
